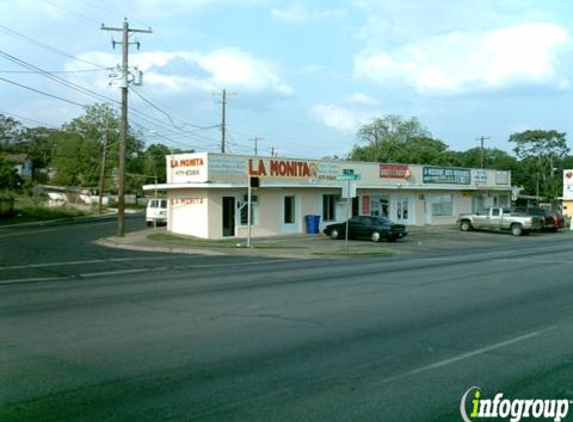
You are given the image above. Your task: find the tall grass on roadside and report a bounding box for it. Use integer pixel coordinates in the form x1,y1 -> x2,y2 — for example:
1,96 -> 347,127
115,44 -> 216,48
0,205 -> 87,225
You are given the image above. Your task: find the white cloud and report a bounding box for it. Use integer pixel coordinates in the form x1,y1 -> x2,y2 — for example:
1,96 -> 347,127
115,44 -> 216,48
346,92 -> 380,106
354,23 -> 571,96
271,5 -> 345,24
74,48 -> 293,95
311,104 -> 372,134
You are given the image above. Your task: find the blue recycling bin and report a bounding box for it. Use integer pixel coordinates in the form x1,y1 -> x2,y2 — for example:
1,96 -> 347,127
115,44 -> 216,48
313,215 -> 321,231
305,215 -> 320,234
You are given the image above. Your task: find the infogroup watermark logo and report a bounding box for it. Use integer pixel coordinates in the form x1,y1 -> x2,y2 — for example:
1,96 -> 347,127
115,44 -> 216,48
460,387 -> 571,422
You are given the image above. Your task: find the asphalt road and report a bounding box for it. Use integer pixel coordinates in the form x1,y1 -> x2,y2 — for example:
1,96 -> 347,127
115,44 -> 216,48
2,218 -> 573,421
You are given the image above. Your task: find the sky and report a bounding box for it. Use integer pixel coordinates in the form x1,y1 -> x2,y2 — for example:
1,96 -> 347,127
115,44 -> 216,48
1,0 -> 573,159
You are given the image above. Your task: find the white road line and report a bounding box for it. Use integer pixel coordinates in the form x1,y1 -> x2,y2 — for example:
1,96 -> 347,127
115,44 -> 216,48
0,256 -> 181,271
79,268 -> 159,278
0,276 -> 66,285
0,257 -> 286,272
0,219 -> 115,238
0,259 -> 289,284
379,326 -> 558,384
0,228 -> 58,238
503,258 -> 573,265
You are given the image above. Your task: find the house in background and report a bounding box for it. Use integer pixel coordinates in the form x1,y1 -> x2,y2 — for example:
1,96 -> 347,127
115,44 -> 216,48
8,153 -> 33,180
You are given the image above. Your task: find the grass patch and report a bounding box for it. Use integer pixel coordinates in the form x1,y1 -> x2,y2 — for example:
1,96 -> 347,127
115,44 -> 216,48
149,233 -> 241,248
0,205 -> 87,226
148,233 -> 309,249
312,247 -> 396,256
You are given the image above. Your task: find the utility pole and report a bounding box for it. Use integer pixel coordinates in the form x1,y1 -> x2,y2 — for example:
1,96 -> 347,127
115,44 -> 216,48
213,89 -> 236,153
101,19 -> 152,237
271,146 -> 275,157
476,136 -> 491,169
98,125 -> 109,215
250,136 -> 264,156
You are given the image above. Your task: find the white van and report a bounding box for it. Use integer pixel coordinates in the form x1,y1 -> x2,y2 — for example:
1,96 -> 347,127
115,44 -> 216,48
146,198 -> 167,225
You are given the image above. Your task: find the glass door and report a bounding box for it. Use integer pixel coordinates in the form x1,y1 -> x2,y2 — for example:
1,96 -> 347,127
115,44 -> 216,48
394,196 -> 410,224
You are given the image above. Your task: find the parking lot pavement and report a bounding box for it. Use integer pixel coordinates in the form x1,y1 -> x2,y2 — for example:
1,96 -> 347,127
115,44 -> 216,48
97,225 -> 573,259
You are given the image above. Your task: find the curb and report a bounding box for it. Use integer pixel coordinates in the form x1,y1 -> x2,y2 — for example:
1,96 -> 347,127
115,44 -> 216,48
94,238 -> 229,256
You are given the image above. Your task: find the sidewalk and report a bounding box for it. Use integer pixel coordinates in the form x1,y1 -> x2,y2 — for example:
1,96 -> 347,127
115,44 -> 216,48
95,224 -> 460,259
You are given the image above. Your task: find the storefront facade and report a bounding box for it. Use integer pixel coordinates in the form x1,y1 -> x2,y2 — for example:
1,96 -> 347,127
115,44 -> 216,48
144,152 -> 512,239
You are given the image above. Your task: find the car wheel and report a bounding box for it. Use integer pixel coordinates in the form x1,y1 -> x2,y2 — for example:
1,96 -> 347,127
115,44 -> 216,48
371,231 -> 381,242
330,229 -> 340,240
511,223 -> 523,236
460,220 -> 472,231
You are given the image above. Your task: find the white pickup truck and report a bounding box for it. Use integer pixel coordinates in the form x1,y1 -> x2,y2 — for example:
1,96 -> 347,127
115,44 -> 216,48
457,207 -> 542,236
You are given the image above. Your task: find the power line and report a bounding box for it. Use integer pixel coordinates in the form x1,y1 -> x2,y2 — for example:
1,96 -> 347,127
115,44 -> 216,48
41,0 -> 102,25
0,75 -> 87,107
0,110 -> 58,128
0,24 -> 108,70
0,48 -> 117,106
130,86 -> 219,131
0,68 -> 106,74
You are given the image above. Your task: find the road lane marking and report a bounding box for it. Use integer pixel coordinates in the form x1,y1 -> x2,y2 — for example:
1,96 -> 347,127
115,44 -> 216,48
0,228 -> 59,238
0,256 -> 183,271
0,276 -> 66,284
379,326 -> 558,385
0,259 -> 289,285
0,219 -> 116,238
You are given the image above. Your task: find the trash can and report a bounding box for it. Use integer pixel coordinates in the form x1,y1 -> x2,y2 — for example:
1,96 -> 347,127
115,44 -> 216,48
313,215 -> 321,232
305,215 -> 320,234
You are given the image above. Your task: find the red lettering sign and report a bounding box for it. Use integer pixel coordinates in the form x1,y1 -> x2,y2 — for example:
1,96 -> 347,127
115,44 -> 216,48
268,160 -> 316,178
171,198 -> 205,205
379,164 -> 411,179
170,158 -> 204,168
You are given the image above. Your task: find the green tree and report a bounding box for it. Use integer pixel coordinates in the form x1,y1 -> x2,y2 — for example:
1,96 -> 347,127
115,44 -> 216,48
142,143 -> 172,184
350,115 -> 455,165
52,103 -> 144,191
0,153 -> 23,191
457,147 -> 518,170
509,130 -> 569,200
50,132 -> 101,187
0,114 -> 23,149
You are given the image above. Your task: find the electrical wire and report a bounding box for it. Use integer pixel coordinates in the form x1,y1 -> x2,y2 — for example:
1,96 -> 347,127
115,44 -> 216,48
0,110 -> 58,128
0,48 -> 117,106
0,75 -> 86,107
40,0 -> 102,25
0,69 -> 107,74
0,24 -> 108,70
130,86 -> 219,131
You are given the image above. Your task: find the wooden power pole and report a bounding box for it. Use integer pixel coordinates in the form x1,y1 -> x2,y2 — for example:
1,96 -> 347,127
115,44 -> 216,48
101,19 -> 152,237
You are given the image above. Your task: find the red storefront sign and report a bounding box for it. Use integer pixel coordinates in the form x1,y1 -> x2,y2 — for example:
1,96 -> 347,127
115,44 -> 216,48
379,164 -> 411,179
362,195 -> 370,215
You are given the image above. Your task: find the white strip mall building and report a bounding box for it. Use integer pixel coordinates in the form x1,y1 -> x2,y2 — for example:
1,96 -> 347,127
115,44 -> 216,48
143,152 -> 512,239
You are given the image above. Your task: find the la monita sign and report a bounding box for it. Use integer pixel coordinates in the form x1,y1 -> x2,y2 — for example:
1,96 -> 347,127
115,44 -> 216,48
170,157 -> 205,168
248,159 -> 318,178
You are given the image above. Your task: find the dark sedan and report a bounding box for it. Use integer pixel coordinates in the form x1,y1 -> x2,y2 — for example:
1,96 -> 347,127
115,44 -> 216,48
323,216 -> 408,242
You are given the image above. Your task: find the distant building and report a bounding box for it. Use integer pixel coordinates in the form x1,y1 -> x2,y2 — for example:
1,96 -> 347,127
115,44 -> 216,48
7,153 -> 33,180
143,152 -> 513,240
